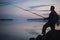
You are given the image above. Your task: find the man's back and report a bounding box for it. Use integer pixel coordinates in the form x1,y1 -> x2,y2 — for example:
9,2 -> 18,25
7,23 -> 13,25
48,10 -> 58,23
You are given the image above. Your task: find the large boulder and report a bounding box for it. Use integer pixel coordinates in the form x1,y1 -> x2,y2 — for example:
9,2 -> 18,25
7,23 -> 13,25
46,30 -> 60,40
29,30 -> 60,40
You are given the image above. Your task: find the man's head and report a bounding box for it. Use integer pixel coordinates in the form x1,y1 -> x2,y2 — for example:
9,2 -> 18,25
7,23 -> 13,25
50,6 -> 55,11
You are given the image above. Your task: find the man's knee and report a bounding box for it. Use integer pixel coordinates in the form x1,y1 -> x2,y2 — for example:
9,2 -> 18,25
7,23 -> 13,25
42,25 -> 48,34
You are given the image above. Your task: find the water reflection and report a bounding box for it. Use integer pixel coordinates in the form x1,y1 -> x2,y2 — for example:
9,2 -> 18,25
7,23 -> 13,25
0,19 -> 60,40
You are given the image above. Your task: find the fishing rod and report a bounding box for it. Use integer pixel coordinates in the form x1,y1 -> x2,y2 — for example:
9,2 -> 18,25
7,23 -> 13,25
7,2 -> 45,18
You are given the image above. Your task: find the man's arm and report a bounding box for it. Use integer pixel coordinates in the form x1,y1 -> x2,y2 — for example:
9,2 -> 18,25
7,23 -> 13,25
44,17 -> 49,20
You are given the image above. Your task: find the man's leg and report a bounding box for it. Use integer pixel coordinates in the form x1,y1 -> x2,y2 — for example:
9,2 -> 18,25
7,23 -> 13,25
42,24 -> 49,36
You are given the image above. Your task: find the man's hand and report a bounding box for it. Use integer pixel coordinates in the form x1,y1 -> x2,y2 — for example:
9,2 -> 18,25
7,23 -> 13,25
44,18 -> 48,20
44,18 -> 47,20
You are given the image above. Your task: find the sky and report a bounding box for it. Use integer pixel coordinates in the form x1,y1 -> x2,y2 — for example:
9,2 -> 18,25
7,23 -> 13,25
0,0 -> 60,18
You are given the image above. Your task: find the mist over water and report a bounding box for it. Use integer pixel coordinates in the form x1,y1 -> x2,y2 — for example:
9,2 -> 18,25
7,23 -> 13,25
0,15 -> 45,40
0,14 -> 60,40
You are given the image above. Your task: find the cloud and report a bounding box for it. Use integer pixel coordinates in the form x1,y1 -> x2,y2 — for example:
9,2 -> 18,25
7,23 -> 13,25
42,14 -> 49,15
0,2 -> 10,6
40,10 -> 50,12
29,5 -> 50,9
29,9 -> 50,12
0,0 -> 26,3
0,0 -> 28,6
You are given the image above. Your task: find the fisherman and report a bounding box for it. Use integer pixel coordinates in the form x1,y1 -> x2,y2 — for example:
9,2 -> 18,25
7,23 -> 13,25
42,6 -> 58,36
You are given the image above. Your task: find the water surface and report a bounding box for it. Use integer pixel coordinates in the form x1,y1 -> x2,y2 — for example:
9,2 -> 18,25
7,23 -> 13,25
0,19 -> 60,40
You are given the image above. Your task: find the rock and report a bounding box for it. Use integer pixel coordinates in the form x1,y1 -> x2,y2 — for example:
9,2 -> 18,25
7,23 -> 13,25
46,30 -> 60,40
36,35 -> 43,40
29,38 -> 35,40
29,30 -> 60,40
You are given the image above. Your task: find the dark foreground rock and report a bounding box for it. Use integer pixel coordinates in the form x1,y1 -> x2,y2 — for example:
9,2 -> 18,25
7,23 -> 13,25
29,30 -> 60,40
46,30 -> 60,40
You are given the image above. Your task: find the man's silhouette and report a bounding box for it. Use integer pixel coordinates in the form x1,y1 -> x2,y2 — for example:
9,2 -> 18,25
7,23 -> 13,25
42,6 -> 58,36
